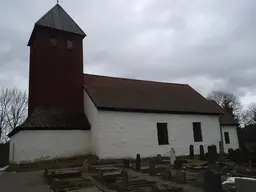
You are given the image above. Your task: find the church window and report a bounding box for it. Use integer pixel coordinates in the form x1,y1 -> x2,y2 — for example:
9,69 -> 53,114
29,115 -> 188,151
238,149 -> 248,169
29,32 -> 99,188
224,132 -> 230,144
50,38 -> 57,47
67,40 -> 73,50
193,122 -> 203,142
157,123 -> 169,145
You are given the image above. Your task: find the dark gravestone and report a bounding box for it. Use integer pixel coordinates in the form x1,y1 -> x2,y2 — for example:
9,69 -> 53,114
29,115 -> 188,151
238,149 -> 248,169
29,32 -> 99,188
228,148 -> 234,161
234,149 -> 245,164
162,169 -> 172,180
123,159 -> 130,168
136,154 -> 141,171
156,154 -> 162,164
235,178 -> 256,192
176,170 -> 186,184
190,145 -> 194,159
149,159 -> 157,176
204,170 -> 222,192
200,145 -> 205,160
208,145 -> 217,164
174,160 -> 182,169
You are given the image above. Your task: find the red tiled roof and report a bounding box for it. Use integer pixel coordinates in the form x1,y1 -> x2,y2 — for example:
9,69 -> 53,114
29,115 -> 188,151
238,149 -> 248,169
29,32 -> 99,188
84,74 -> 222,115
209,100 -> 238,125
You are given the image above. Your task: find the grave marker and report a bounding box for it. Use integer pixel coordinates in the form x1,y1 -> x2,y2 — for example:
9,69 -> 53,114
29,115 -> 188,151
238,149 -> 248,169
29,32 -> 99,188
123,159 -> 130,168
176,170 -> 186,184
170,148 -> 176,166
149,159 -> 157,176
199,145 -> 205,160
162,169 -> 172,181
83,160 -> 89,173
189,145 -> 194,159
174,160 -> 182,169
136,154 -> 141,171
204,169 -> 222,192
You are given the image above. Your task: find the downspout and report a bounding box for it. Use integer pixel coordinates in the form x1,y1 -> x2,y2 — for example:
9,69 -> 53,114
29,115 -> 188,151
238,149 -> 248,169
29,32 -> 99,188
219,113 -> 224,155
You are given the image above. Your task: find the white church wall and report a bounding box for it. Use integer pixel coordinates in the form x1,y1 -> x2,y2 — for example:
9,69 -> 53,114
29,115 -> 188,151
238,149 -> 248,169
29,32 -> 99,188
95,110 -> 222,159
221,125 -> 239,153
83,89 -> 100,155
9,130 -> 90,164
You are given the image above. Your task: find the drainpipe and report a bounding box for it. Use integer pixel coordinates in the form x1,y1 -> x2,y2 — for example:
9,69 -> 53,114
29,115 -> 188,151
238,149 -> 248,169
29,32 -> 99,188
219,114 -> 224,155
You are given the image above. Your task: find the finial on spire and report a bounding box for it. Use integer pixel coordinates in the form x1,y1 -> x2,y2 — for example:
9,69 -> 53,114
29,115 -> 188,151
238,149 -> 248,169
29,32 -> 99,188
57,0 -> 59,4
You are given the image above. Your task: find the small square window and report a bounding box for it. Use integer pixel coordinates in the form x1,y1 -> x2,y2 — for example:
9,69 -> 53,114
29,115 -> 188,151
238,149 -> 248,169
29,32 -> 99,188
67,40 -> 73,50
157,123 -> 169,145
50,38 -> 57,46
224,132 -> 230,144
193,122 -> 203,142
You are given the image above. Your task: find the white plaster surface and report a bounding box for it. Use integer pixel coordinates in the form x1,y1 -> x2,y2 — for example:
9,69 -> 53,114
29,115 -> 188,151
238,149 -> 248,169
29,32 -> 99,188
9,130 -> 90,164
222,125 -> 239,153
83,89 -> 100,155
95,110 -> 222,159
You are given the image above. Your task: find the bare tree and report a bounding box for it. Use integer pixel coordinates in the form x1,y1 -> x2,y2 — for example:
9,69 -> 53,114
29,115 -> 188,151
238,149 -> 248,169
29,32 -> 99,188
0,88 -> 11,142
243,103 -> 256,126
207,90 -> 242,123
0,88 -> 28,142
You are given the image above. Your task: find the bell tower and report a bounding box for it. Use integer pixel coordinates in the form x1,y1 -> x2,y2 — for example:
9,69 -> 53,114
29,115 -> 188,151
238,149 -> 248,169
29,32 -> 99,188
27,4 -> 86,115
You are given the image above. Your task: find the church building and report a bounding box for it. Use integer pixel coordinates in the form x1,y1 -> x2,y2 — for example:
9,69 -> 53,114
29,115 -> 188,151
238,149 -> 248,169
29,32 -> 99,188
8,4 -> 239,164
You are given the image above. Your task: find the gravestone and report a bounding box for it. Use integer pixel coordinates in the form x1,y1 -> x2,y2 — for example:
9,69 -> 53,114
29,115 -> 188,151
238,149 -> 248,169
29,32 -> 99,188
189,145 -> 194,159
234,149 -> 245,164
123,159 -> 130,168
83,160 -> 89,173
219,141 -> 224,156
235,178 -> 256,192
170,148 -> 176,166
136,154 -> 141,171
149,159 -> 156,176
176,170 -> 186,184
228,148 -> 235,161
156,154 -> 162,164
199,145 -> 205,160
174,160 -> 182,169
204,169 -> 222,192
208,145 -> 217,164
162,169 -> 172,180
196,171 -> 206,187
121,169 -> 128,190
152,184 -> 183,192
44,166 -> 48,178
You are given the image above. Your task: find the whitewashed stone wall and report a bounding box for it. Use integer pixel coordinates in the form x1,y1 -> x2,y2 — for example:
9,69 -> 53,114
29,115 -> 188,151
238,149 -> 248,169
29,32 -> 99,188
83,89 -> 100,155
221,125 -> 239,153
9,130 -> 90,164
94,110 -> 221,159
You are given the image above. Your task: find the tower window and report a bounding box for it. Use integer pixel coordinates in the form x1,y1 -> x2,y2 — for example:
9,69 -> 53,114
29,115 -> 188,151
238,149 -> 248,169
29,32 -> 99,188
50,38 -> 57,46
67,40 -> 73,50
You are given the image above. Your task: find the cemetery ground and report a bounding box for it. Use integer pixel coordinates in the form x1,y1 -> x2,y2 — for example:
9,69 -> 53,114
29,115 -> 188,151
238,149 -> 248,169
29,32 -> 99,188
1,146 -> 256,192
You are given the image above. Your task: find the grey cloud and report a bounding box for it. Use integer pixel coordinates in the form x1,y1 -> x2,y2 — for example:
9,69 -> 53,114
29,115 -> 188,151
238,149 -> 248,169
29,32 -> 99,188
0,0 -> 255,107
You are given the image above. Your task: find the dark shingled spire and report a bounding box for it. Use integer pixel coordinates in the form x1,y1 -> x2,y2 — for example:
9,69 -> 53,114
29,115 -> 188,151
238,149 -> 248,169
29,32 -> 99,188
36,4 -> 86,36
28,4 -> 86,45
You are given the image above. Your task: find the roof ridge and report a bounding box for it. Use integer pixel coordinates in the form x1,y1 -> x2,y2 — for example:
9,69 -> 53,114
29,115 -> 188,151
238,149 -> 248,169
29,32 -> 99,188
84,73 -> 188,87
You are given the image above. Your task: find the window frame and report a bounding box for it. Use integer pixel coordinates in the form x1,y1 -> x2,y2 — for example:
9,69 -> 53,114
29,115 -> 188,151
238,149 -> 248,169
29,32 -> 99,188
67,40 -> 73,50
193,122 -> 203,142
157,122 -> 169,145
49,37 -> 57,47
224,132 -> 230,144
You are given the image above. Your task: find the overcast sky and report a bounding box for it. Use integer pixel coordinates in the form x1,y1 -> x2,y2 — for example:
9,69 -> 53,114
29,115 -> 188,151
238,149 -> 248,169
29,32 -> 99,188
0,0 -> 255,108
